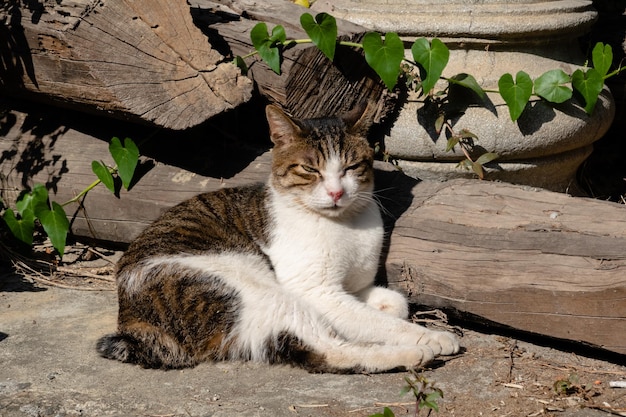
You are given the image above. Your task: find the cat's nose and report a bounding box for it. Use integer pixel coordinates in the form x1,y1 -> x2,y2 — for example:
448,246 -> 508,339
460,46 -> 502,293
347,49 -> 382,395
329,190 -> 344,202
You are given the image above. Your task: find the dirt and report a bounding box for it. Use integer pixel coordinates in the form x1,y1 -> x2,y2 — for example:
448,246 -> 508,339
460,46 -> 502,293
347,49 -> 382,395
1,242 -> 625,417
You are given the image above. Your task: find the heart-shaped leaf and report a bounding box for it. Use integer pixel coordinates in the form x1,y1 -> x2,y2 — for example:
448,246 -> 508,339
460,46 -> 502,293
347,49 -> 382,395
250,23 -> 286,74
92,160 -> 116,194
572,68 -> 604,114
363,32 -> 404,91
38,202 -> 70,258
109,137 -> 139,190
498,71 -> 533,121
592,42 -> 612,78
534,69 -> 572,103
475,152 -> 499,166
300,12 -> 337,61
448,73 -> 486,99
16,183 -> 49,218
411,38 -> 449,94
2,208 -> 35,246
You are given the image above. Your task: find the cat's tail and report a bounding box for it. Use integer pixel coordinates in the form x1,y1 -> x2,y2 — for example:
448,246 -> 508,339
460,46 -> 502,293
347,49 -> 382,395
96,331 -> 195,369
96,333 -> 144,364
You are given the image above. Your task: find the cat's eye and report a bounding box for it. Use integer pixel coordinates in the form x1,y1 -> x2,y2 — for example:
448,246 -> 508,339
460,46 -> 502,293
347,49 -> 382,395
301,165 -> 319,174
345,162 -> 363,172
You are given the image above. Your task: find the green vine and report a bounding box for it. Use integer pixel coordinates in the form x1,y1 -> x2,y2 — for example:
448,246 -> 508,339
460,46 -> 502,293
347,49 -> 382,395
1,137 -> 140,259
237,12 -> 624,178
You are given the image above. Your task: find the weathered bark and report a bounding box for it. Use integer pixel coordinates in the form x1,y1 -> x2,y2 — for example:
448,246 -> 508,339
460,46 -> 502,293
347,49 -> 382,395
1,105 -> 625,356
0,0 -> 394,129
190,0 -> 394,121
377,167 -> 626,355
0,0 -> 252,129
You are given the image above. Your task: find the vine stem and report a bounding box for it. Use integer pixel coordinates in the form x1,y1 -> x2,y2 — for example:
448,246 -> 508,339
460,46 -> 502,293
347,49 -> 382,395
60,178 -> 101,207
604,64 -> 626,79
60,166 -> 117,207
338,41 -> 364,49
238,39 -> 364,61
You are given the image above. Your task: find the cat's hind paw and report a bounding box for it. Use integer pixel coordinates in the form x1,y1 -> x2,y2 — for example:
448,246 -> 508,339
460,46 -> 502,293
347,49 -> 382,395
425,330 -> 460,357
358,286 -> 409,319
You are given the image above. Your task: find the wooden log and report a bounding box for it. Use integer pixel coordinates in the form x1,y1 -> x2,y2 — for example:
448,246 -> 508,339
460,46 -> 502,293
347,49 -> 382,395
190,0 -> 395,121
1,0 -> 393,128
377,166 -> 626,355
0,99 -> 271,242
0,0 -> 252,129
1,104 -> 625,356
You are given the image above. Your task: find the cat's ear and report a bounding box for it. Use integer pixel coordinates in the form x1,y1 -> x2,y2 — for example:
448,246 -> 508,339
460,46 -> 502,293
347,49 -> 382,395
266,105 -> 302,147
341,101 -> 375,136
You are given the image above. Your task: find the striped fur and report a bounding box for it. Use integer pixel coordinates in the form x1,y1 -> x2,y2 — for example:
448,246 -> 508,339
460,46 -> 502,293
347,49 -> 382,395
96,105 -> 460,373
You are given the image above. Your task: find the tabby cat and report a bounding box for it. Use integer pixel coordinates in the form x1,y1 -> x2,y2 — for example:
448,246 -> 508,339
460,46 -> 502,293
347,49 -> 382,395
96,104 -> 460,373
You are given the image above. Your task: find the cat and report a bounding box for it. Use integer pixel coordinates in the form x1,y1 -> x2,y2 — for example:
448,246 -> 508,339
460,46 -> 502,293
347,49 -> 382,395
96,104 -> 460,373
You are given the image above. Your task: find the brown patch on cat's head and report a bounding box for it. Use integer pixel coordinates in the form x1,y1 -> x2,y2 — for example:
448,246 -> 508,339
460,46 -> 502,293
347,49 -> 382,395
265,105 -> 376,217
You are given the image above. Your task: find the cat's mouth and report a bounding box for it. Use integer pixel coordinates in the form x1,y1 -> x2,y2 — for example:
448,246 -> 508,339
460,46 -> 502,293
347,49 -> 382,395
319,201 -> 353,217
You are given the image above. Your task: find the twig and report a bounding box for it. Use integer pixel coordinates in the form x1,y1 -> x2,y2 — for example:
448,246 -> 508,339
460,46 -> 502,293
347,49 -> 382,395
56,266 -> 115,281
534,362 -> 626,377
586,405 -> 626,416
86,246 -> 117,265
12,259 -> 112,291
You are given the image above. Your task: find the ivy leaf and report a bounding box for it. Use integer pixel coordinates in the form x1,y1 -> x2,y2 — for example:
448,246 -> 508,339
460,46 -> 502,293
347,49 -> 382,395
363,32 -> 404,91
419,391 -> 442,411
2,208 -> 35,246
446,136 -> 459,152
411,38 -> 449,94
300,12 -> 337,61
592,42 -> 612,78
448,73 -> 486,99
534,69 -> 572,103
91,160 -> 116,194
572,68 -> 604,114
434,113 -> 445,134
38,202 -> 70,258
250,22 -> 286,74
471,161 -> 485,179
475,152 -> 499,166
109,137 -> 139,190
369,407 -> 395,417
458,129 -> 478,140
234,56 -> 248,76
498,71 -> 533,121
16,184 -> 49,218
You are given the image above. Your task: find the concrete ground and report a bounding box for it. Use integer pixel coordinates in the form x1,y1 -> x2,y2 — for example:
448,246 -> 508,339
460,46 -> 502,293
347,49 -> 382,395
1,268 -> 625,417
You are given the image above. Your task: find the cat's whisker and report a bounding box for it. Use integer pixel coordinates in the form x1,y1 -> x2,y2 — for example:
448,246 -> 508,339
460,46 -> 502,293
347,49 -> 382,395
357,192 -> 393,219
373,186 -> 396,195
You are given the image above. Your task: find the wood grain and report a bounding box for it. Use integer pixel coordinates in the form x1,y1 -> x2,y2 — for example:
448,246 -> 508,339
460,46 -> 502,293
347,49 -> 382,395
382,179 -> 626,355
191,0 -> 395,122
0,0 -> 251,129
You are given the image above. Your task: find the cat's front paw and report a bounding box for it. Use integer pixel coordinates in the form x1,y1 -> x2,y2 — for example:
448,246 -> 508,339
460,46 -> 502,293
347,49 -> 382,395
424,330 -> 460,357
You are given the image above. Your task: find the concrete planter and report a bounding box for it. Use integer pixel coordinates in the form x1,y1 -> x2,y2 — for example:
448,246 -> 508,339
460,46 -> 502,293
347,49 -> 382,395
313,0 -> 615,191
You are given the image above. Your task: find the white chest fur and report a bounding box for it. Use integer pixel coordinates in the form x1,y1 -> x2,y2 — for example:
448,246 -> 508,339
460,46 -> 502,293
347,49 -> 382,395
264,192 -> 384,295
